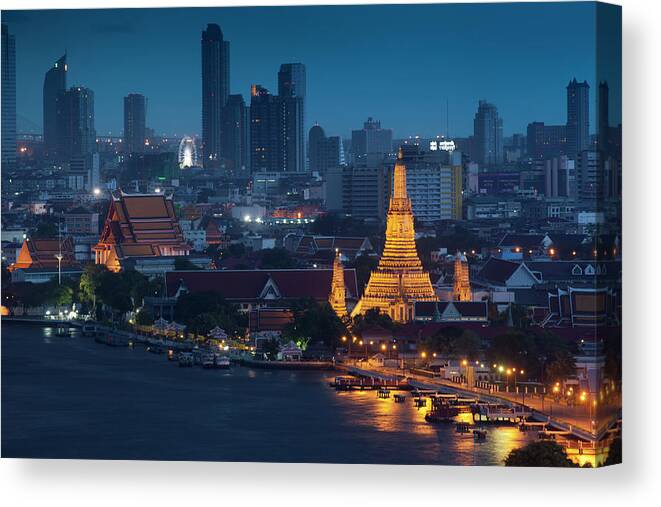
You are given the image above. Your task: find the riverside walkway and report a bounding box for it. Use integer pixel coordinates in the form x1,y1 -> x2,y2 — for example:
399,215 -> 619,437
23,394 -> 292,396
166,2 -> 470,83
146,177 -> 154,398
339,363 -> 620,442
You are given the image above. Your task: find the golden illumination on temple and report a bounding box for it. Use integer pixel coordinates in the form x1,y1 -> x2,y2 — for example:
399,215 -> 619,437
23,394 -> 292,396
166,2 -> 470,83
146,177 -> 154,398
352,149 -> 437,323
329,249 -> 348,318
453,251 -> 472,302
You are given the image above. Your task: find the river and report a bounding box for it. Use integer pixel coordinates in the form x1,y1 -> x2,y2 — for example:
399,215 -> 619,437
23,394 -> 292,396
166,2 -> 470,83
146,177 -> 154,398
1,324 -> 535,465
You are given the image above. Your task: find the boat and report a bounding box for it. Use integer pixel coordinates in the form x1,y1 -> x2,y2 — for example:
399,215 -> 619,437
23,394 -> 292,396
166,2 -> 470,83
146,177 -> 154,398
213,354 -> 230,369
473,429 -> 488,441
201,353 -> 215,369
178,352 -> 194,367
81,322 -> 98,337
425,397 -> 460,423
455,422 -> 472,434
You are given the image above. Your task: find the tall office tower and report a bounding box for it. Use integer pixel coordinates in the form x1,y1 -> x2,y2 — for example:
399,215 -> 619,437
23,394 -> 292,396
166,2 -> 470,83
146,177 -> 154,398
472,100 -> 503,166
123,93 -> 147,155
201,23 -> 229,168
43,52 -> 67,160
221,94 -> 250,173
250,85 -> 281,172
308,124 -> 344,174
566,78 -> 590,158
351,117 -> 393,162
278,63 -> 306,172
598,81 -> 609,155
60,87 -> 96,162
1,24 -> 16,168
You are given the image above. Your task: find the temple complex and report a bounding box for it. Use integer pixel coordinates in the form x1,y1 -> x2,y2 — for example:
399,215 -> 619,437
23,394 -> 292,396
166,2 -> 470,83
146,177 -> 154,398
351,149 -> 438,322
453,251 -> 472,301
93,191 -> 191,272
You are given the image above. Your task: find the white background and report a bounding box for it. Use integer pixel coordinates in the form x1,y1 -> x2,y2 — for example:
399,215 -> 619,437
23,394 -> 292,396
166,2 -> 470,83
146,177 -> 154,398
1,0 -> 659,505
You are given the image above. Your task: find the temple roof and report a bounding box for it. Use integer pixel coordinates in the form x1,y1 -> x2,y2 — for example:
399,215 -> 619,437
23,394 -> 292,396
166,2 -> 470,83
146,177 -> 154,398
11,237 -> 78,271
166,268 -> 360,301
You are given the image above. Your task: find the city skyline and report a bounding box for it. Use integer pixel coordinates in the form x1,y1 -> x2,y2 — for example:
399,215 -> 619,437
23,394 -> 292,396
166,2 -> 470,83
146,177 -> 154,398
3,3 -> 620,139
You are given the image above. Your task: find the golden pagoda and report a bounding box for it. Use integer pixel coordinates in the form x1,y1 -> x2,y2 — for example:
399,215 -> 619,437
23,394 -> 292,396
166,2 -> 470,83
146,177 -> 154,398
352,149 -> 438,323
453,251 -> 472,301
329,249 -> 348,319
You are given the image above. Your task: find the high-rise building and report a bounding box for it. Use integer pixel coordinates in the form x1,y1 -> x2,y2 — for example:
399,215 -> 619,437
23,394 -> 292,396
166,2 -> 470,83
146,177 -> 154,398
352,149 -> 438,323
351,117 -> 393,162
598,81 -> 609,155
221,94 -> 250,173
278,63 -> 306,173
566,78 -> 590,157
201,23 -> 229,168
399,145 -> 463,222
123,93 -> 147,155
1,24 -> 16,169
526,122 -> 567,160
473,100 -> 503,166
308,124 -> 344,174
250,85 -> 281,172
60,87 -> 96,162
43,52 -> 67,160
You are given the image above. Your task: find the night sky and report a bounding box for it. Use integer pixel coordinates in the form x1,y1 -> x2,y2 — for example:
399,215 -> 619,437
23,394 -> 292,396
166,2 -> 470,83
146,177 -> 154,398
2,3 -> 621,139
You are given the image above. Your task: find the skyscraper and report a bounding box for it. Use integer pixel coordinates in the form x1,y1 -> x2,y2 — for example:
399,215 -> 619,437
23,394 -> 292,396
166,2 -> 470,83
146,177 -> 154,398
1,24 -> 16,169
201,23 -> 229,168
123,93 -> 147,155
473,100 -> 503,166
566,78 -> 590,158
598,81 -> 609,155
60,87 -> 96,162
43,52 -> 67,160
351,117 -> 393,162
250,85 -> 281,172
221,94 -> 250,173
278,63 -> 306,172
308,124 -> 345,174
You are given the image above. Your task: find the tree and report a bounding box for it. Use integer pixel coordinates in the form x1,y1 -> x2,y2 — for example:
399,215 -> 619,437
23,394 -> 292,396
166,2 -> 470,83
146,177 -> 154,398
79,264 -> 108,306
259,248 -> 297,269
504,441 -> 578,467
174,257 -> 201,271
486,331 -> 539,375
135,308 -> 154,326
348,254 -> 378,293
604,438 -> 622,466
420,326 -> 482,359
32,220 -> 58,239
174,291 -> 246,335
545,350 -> 577,385
282,298 -> 347,348
352,308 -> 396,334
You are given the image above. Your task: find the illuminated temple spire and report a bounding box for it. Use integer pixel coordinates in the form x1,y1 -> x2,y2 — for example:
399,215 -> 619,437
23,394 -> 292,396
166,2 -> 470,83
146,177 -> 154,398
352,148 -> 437,323
329,249 -> 348,318
453,251 -> 472,301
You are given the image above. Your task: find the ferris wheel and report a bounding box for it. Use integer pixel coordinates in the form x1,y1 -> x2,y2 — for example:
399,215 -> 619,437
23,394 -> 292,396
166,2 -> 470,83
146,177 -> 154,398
178,136 -> 198,168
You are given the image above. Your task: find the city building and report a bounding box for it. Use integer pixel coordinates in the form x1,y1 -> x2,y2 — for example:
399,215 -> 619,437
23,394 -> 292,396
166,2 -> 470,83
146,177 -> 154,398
566,78 -> 590,157
93,191 -> 191,272
220,94 -> 250,173
352,150 -> 438,323
473,100 -> 503,166
351,117 -> 392,162
59,87 -> 96,162
201,23 -> 229,168
250,85 -> 281,172
278,63 -> 306,172
43,52 -> 67,160
399,145 -> 463,222
526,122 -> 567,160
1,24 -> 16,169
123,93 -> 147,155
308,124 -> 344,174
